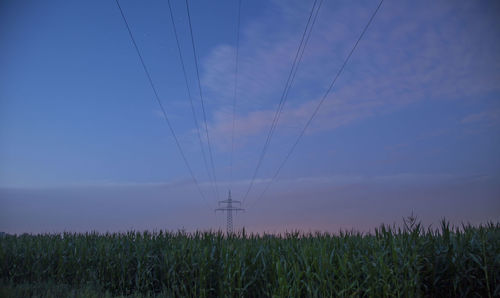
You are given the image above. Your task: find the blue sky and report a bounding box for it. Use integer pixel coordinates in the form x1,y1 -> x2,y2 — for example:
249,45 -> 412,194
1,0 -> 499,234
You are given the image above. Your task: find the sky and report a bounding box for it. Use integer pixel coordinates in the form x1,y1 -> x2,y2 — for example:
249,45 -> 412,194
1,0 -> 499,234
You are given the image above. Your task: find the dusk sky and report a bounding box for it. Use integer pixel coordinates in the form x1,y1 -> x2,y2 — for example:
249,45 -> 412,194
1,0 -> 499,234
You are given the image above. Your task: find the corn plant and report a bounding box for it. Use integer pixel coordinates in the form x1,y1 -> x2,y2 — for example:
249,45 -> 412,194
1,220 -> 498,297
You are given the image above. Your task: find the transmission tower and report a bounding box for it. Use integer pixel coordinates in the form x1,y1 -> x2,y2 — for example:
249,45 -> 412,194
215,190 -> 244,234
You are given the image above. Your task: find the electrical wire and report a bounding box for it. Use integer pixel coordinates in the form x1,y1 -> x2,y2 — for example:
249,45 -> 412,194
167,0 -> 217,200
114,0 -> 209,206
242,0 -> 322,205
185,0 -> 220,200
230,0 -> 242,189
249,0 -> 385,209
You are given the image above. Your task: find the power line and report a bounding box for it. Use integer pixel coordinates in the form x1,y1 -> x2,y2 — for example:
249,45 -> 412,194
273,0 -> 323,138
242,0 -> 322,205
230,0 -> 242,188
185,0 -> 220,200
167,0 -> 217,200
249,0 -> 385,209
242,0 -> 320,204
114,0 -> 209,206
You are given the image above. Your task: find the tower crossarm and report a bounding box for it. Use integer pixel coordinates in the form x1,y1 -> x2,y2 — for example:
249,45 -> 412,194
218,200 -> 241,205
215,207 -> 245,212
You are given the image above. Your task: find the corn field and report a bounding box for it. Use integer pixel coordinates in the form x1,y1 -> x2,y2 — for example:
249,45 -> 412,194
1,220 -> 499,297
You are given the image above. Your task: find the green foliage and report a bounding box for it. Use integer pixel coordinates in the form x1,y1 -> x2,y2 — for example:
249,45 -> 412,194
1,220 -> 499,297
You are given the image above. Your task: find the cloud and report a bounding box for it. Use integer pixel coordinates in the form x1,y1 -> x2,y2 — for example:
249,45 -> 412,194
242,174 -> 500,234
196,0 -> 500,150
3,172 -> 498,234
462,109 -> 500,126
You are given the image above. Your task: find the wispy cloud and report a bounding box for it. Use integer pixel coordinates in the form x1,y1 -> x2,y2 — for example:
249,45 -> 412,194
196,0 -> 500,150
462,109 -> 500,126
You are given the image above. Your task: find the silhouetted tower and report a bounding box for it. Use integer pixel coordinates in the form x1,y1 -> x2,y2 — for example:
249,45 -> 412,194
215,190 -> 244,234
